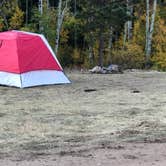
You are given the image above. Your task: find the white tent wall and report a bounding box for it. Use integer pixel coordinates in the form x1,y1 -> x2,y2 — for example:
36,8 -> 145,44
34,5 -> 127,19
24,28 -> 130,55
21,70 -> 70,88
0,71 -> 22,87
0,70 -> 70,88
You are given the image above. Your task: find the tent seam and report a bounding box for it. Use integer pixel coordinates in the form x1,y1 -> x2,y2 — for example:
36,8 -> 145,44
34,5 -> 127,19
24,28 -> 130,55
16,33 -> 23,87
20,74 -> 23,88
16,33 -> 21,74
40,34 -> 63,70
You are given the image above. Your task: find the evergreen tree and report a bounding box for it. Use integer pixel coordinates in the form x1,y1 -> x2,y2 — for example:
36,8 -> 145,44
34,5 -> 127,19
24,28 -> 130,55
78,0 -> 129,66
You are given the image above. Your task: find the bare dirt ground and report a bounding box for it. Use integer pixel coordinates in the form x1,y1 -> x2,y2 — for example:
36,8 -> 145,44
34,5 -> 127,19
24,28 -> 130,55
0,70 -> 166,165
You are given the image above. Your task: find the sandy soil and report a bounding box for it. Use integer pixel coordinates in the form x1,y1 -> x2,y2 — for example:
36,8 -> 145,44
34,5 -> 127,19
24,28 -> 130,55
0,70 -> 166,165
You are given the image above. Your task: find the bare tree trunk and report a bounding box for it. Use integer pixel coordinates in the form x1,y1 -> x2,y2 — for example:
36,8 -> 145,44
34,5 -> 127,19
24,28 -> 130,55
145,0 -> 150,61
89,45 -> 95,66
46,0 -> 49,9
98,26 -> 104,67
38,0 -> 43,32
88,32 -> 95,66
123,0 -> 133,47
25,0 -> 28,26
145,0 -> 157,65
55,0 -> 68,55
38,0 -> 43,14
123,22 -> 127,48
109,26 -> 113,63
127,20 -> 132,40
74,0 -> 77,49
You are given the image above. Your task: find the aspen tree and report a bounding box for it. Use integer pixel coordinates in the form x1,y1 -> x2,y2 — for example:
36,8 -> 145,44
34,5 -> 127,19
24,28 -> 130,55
145,0 -> 157,65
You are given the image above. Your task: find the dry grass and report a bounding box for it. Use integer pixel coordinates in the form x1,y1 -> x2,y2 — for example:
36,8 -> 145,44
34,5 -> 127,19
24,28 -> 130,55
0,70 -> 166,160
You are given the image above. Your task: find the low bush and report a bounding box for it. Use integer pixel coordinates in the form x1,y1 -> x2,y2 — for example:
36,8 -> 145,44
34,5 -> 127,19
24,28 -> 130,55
111,44 -> 145,69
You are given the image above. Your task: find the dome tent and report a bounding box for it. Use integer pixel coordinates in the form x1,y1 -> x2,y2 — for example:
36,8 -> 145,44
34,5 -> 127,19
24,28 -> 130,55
0,30 -> 70,88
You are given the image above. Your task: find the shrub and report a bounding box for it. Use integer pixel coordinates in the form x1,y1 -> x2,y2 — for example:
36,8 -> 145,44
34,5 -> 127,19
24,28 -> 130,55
111,44 -> 145,69
58,46 -> 73,68
152,52 -> 166,71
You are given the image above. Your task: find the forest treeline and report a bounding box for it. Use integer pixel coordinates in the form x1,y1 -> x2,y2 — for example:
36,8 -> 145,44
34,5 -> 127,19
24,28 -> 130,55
0,0 -> 166,70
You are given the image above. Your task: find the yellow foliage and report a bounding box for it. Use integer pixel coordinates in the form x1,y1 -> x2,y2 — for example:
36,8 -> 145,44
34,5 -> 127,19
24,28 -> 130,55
20,27 -> 35,32
152,52 -> 166,70
72,48 -> 82,64
60,28 -> 69,44
9,6 -> 24,29
153,18 -> 166,53
152,14 -> 166,70
132,15 -> 146,48
111,43 -> 145,69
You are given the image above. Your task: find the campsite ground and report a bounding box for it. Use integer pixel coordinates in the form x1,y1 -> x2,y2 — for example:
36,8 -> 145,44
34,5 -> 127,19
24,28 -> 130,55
0,70 -> 166,165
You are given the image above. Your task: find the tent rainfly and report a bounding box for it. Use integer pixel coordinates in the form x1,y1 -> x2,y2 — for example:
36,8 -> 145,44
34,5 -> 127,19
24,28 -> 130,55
0,30 -> 70,88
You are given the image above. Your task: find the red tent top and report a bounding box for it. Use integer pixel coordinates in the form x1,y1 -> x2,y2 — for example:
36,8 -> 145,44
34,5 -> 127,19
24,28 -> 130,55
0,31 -> 62,74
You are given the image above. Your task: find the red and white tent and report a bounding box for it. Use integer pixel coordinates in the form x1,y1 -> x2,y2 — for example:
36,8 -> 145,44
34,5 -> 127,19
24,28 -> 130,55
0,30 -> 70,88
